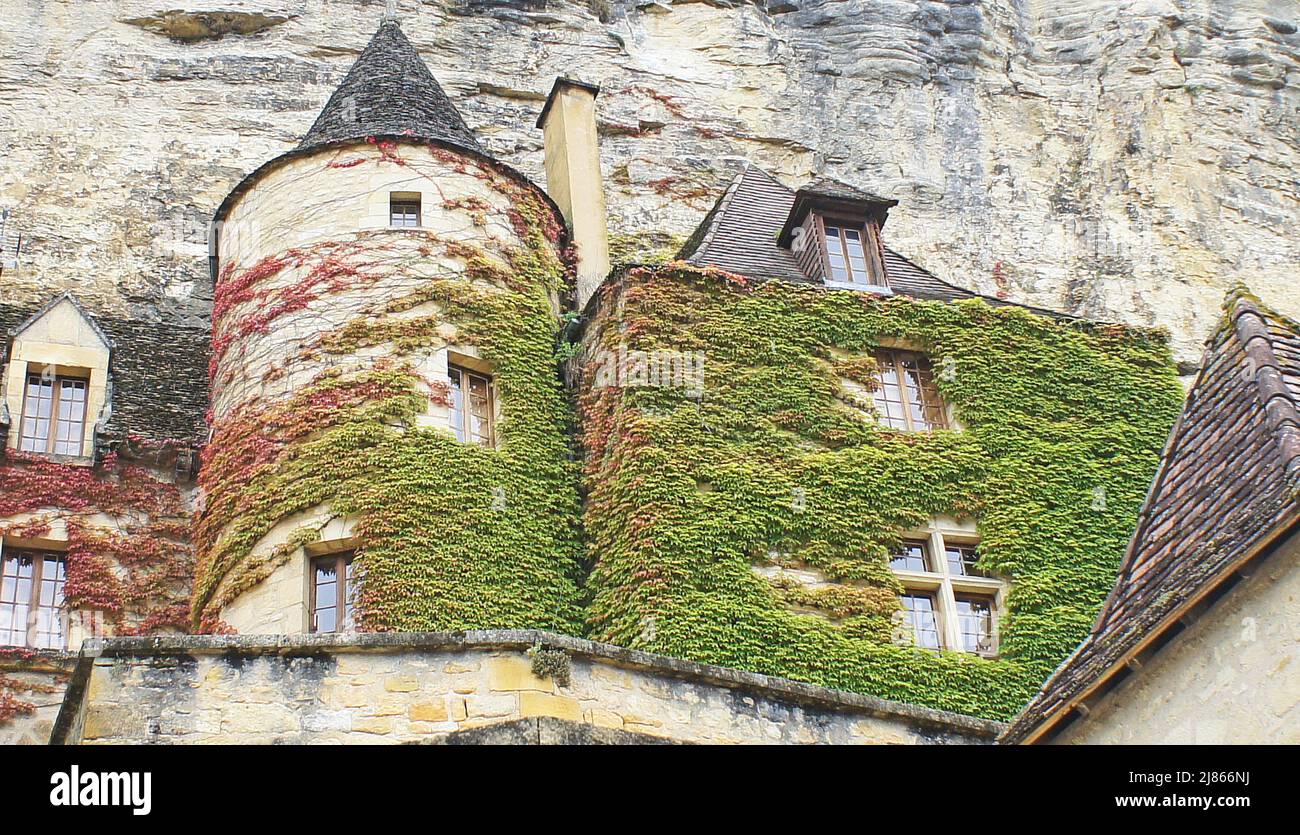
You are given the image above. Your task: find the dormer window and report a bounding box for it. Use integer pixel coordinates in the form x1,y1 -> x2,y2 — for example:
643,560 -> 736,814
823,220 -> 886,288
3,294 -> 110,461
778,179 -> 896,291
19,371 -> 88,456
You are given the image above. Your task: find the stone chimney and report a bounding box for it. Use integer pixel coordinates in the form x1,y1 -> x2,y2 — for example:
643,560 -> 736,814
537,78 -> 610,310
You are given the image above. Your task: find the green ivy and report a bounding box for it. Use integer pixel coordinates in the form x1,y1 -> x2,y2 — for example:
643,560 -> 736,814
578,266 -> 1182,719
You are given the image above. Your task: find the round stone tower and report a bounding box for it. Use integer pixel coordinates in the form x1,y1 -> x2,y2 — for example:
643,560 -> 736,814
194,19 -> 582,636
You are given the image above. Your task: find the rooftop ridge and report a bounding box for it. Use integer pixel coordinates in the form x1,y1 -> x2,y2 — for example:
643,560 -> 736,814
1231,294 -> 1300,489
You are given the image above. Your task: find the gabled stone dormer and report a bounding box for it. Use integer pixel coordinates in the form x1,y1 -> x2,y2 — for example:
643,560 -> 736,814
2,293 -> 111,461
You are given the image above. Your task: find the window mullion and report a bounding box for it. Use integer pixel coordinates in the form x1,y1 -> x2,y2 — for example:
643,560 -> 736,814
47,377 -> 60,455
28,551 -> 43,648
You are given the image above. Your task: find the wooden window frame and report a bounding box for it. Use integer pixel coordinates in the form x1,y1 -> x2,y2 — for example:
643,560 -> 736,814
18,371 -> 89,457
954,593 -> 998,655
900,590 -> 943,651
448,363 -> 496,448
0,546 -> 67,650
389,193 -> 421,228
309,551 -> 356,634
872,348 -> 949,432
816,215 -> 888,289
890,526 -> 1004,657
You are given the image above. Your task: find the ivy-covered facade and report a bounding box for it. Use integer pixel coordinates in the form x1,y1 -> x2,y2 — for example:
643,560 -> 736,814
576,265 -> 1182,719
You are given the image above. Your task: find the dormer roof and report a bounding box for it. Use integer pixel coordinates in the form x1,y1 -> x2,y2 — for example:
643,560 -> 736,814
678,165 -> 1061,313
8,292 -> 112,351
776,179 -> 898,248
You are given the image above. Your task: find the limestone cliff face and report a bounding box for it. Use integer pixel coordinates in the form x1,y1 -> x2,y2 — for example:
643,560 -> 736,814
0,0 -> 1295,363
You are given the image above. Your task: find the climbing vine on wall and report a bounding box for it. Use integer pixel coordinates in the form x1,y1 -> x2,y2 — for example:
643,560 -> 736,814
578,265 -> 1183,720
193,143 -> 583,634
0,450 -> 194,634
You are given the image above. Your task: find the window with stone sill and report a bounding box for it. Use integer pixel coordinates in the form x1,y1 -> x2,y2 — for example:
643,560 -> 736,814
0,546 -> 67,650
890,533 -> 1002,656
390,193 -> 421,228
310,551 -> 356,634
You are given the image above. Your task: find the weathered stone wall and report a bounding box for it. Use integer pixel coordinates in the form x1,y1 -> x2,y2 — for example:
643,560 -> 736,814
56,631 -> 1004,743
1,0 -> 1296,365
1053,528 -> 1300,744
212,140 -> 548,418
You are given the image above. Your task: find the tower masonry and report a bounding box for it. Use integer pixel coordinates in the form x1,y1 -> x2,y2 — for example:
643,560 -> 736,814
196,20 -> 583,637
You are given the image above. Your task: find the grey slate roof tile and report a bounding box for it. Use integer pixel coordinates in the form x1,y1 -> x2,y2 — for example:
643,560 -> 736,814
678,164 -> 1065,315
299,20 -> 483,155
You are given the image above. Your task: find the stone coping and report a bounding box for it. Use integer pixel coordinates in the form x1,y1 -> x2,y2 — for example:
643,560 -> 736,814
53,630 -> 1005,742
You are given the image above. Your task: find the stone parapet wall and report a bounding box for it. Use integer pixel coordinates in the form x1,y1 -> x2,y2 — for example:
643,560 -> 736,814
54,631 -> 1003,745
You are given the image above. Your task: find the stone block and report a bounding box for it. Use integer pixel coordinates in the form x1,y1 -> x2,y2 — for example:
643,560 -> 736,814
519,691 -> 583,722
487,656 -> 553,693
384,675 -> 419,692
409,702 -> 449,722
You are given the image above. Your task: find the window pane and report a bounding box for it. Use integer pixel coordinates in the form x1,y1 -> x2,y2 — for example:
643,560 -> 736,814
390,200 -> 420,227
448,367 -> 465,442
945,545 -> 986,577
54,379 -> 87,455
956,596 -> 995,653
342,559 -> 356,631
902,593 -> 942,649
313,563 -> 337,633
20,375 -> 54,452
889,541 -> 931,572
824,226 -> 852,282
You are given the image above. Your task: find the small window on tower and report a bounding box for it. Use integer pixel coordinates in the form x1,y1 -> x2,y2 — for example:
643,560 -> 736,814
390,193 -> 421,228
310,551 -> 356,634
448,364 -> 496,447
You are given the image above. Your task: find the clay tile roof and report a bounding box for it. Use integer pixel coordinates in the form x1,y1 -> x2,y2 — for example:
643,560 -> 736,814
298,20 -> 482,155
1001,287 -> 1300,743
677,164 -> 1065,315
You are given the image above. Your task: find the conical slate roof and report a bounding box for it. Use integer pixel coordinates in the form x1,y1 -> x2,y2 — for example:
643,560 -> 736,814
298,20 -> 483,154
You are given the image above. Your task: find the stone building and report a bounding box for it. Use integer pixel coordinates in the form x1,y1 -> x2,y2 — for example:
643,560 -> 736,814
0,13 -> 1284,744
